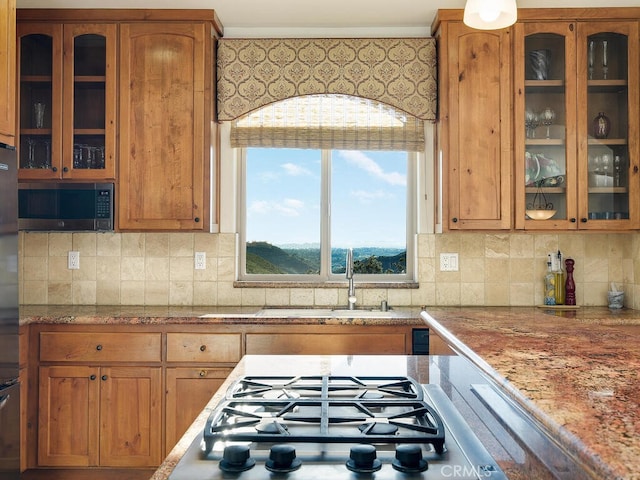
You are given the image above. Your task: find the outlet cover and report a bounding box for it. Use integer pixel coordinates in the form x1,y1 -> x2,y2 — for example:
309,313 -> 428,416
195,252 -> 206,270
440,253 -> 458,271
68,251 -> 80,270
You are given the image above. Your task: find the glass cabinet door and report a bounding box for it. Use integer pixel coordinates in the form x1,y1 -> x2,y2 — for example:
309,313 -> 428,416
62,24 -> 116,179
17,23 -> 116,180
577,22 -> 639,228
515,23 -> 577,229
17,24 -> 62,179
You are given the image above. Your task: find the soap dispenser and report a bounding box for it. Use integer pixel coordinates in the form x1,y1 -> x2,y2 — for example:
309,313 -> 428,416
544,256 -> 556,305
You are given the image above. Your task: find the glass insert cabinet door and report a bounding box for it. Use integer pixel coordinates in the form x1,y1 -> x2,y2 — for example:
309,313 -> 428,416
17,23 -> 116,180
18,24 -> 61,178
515,22 -> 577,229
576,22 -> 639,229
515,21 -> 639,230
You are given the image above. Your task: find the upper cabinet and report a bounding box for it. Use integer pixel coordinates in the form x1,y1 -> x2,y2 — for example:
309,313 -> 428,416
118,22 -> 214,231
434,18 -> 513,230
0,0 -> 16,145
17,21 -> 116,180
514,17 -> 639,230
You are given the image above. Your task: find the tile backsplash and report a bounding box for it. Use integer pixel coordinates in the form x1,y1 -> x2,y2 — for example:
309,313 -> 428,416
19,231 -> 639,309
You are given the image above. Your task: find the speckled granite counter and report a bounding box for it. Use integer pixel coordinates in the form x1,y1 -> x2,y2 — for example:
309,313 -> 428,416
422,306 -> 640,480
19,305 -> 423,326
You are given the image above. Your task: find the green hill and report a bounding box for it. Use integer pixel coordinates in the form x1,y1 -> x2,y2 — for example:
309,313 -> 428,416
246,242 -> 318,274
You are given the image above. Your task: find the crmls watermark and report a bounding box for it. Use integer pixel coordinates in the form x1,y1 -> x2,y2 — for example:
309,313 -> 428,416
440,464 -> 497,478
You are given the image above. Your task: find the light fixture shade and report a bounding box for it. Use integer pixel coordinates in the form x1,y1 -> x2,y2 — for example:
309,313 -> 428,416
463,0 -> 517,30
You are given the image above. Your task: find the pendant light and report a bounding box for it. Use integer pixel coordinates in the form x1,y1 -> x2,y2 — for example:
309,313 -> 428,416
463,0 -> 517,30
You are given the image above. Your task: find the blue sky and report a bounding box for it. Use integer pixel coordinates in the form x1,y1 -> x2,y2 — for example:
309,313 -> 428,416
245,148 -> 407,248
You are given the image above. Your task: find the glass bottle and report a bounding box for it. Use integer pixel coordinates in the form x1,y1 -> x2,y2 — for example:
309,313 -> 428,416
544,257 -> 556,305
554,250 -> 565,305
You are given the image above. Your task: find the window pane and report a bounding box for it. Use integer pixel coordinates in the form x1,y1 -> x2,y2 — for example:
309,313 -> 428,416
245,148 -> 321,275
331,150 -> 407,274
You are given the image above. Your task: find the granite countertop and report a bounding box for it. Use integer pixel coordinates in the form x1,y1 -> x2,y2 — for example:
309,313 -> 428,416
422,306 -> 640,480
19,305 -> 423,326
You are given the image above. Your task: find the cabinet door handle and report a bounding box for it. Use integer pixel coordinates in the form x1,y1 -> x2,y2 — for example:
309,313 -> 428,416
96,344 -> 103,351
452,217 -> 458,223
52,166 -> 57,172
101,375 -> 108,381
90,374 -> 96,380
199,345 -> 207,352
63,167 -> 68,172
581,218 -> 587,223
199,370 -> 207,377
194,217 -> 200,223
570,218 -> 577,223
634,165 -> 639,174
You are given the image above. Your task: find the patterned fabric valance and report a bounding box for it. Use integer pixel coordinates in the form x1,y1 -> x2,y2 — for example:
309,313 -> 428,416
217,38 -> 437,122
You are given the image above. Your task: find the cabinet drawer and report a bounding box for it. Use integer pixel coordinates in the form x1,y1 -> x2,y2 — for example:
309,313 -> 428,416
246,333 -> 408,355
39,332 -> 162,363
166,333 -> 242,363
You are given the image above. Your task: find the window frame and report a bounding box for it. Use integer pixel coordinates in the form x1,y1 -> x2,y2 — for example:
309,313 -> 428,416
238,148 -> 418,284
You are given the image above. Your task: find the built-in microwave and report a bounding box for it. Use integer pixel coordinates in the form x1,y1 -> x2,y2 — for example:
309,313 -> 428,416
18,183 -> 114,231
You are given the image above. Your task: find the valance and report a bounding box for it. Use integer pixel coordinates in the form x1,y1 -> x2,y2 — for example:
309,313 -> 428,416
217,37 -> 437,121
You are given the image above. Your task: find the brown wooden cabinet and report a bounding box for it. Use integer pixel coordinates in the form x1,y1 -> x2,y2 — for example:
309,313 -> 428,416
0,0 -> 16,145
164,332 -> 239,452
118,21 -> 215,231
36,330 -> 163,468
16,17 -> 117,180
434,15 -> 513,230
26,320 -> 423,470
514,15 -> 640,230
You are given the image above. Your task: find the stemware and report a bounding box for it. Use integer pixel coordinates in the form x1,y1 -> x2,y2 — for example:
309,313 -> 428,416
540,107 -> 556,138
588,40 -> 595,80
525,109 -> 540,138
602,40 -> 608,79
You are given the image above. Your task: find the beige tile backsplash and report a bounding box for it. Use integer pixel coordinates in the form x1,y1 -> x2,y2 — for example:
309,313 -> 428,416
19,231 -> 639,308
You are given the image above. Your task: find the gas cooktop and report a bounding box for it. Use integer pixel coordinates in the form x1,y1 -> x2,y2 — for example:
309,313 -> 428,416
169,375 -> 506,480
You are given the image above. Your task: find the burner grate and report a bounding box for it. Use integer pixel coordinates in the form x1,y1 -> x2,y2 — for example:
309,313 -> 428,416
203,375 -> 445,454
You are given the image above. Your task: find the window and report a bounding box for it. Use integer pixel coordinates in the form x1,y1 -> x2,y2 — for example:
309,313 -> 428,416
239,147 -> 416,282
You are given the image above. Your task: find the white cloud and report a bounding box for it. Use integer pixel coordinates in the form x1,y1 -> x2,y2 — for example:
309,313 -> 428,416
248,198 -> 305,217
337,150 -> 406,186
350,189 -> 392,204
281,162 -> 312,176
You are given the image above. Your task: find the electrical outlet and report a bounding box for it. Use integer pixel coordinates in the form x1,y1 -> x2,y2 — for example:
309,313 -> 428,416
440,253 -> 458,272
195,252 -> 206,270
68,251 -> 80,270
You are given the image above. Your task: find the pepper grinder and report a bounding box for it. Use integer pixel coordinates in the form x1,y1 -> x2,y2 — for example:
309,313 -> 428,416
564,258 -> 576,306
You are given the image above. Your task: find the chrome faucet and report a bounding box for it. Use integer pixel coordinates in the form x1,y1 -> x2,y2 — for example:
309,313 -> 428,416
346,248 -> 356,310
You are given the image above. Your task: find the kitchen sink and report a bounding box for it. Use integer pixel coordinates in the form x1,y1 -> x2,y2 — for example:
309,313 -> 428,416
256,307 -> 398,318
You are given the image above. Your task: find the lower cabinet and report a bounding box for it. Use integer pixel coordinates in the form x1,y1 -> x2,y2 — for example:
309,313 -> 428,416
165,367 -> 231,453
38,365 -> 162,467
27,321 -> 422,470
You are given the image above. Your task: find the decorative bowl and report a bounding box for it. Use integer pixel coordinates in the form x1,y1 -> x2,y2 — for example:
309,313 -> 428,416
526,209 -> 556,220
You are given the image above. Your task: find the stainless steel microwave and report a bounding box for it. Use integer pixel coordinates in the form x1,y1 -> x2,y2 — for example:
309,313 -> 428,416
18,183 -> 114,231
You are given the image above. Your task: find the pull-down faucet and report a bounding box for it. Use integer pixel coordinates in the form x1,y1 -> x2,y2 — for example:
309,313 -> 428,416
346,248 -> 356,310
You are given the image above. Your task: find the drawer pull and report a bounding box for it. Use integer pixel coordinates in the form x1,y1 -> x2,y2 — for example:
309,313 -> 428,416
200,345 -> 207,352
96,345 -> 103,351
90,374 -> 96,381
101,375 -> 108,381
199,370 -> 207,377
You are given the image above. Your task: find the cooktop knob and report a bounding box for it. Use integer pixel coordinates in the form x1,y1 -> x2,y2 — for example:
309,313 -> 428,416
219,444 -> 256,472
392,444 -> 429,473
346,444 -> 382,473
265,444 -> 301,472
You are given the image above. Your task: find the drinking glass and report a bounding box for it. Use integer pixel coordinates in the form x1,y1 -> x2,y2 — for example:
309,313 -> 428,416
540,107 -> 555,138
33,102 -> 45,129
